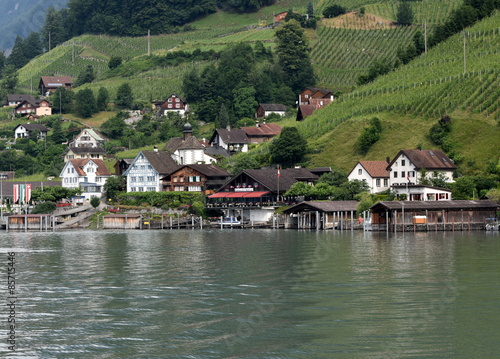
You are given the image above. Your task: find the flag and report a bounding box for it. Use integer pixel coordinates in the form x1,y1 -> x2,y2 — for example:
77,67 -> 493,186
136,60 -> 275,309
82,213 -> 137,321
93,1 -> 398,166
13,185 -> 19,204
277,168 -> 281,178
19,184 -> 25,204
26,184 -> 32,203
407,172 -> 410,182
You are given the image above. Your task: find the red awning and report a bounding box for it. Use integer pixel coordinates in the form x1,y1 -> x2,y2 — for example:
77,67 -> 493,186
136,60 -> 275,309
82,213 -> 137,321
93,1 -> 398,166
209,191 -> 270,199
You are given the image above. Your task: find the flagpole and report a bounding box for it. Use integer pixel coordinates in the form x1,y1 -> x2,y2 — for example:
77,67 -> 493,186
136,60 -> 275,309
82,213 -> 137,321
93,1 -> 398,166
277,165 -> 280,204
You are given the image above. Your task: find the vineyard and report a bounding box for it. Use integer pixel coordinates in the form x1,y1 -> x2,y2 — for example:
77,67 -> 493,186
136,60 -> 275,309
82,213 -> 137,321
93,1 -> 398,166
299,11 -> 500,170
311,26 -> 417,90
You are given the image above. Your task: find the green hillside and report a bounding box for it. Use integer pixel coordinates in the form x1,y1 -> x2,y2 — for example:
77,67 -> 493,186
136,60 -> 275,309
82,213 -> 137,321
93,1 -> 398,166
301,11 -> 500,173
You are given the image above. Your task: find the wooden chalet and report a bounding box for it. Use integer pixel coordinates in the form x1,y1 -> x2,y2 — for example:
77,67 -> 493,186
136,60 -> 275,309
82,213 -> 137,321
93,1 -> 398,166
14,98 -> 52,117
39,76 -> 73,95
241,122 -> 282,144
162,164 -> 231,193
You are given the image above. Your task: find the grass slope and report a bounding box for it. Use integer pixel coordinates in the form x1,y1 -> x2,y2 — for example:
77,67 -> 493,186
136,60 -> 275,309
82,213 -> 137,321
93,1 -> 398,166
303,12 -> 500,173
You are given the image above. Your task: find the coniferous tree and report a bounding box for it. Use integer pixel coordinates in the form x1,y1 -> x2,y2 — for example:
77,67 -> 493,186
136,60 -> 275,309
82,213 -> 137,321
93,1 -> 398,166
115,83 -> 134,109
97,87 -> 109,111
74,89 -> 97,118
275,19 -> 315,94
397,1 -> 414,25
75,65 -> 95,87
6,36 -> 28,69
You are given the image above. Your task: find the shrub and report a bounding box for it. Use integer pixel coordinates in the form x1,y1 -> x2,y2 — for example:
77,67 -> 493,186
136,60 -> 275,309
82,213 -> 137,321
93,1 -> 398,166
31,202 -> 56,214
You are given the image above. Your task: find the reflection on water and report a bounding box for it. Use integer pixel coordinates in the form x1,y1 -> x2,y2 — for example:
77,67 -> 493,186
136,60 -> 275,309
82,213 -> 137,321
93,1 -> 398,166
0,230 -> 499,358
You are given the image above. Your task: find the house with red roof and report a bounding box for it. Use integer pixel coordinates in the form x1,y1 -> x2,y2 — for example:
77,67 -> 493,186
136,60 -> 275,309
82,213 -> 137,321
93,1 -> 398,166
39,76 -> 73,95
60,159 -> 112,199
241,122 -> 282,144
348,161 -> 390,194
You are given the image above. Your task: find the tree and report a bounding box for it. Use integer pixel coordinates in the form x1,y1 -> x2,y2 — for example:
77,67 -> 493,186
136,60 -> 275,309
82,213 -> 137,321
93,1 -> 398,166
74,89 -> 97,118
233,86 -> 258,120
31,202 -> 57,214
101,113 -> 127,139
108,56 -> 122,69
275,19 -> 316,93
318,169 -> 348,186
357,117 -> 382,154
397,1 -> 414,26
31,186 -> 81,202
270,126 -> 307,167
51,120 -> 65,144
90,196 -> 100,208
323,5 -> 346,18
97,87 -> 109,111
6,36 -> 28,69
115,83 -> 134,109
75,65 -> 95,87
50,87 -> 73,114
103,175 -> 126,200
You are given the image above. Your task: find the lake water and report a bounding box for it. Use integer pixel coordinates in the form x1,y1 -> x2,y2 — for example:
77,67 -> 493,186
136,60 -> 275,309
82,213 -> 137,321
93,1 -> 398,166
1,229 -> 499,358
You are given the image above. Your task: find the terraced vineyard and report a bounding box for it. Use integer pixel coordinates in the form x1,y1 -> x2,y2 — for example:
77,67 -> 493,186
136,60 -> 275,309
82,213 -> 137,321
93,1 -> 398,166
299,12 -> 500,143
311,26 -> 417,90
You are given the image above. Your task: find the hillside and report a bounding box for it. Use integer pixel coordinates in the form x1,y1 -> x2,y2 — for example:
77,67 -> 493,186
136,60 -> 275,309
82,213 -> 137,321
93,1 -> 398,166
302,11 -> 500,173
10,0 -> 500,177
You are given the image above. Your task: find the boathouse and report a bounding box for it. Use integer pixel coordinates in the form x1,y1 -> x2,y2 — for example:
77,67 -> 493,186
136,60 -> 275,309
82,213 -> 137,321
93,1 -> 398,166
369,200 -> 499,231
102,214 -> 142,229
7,214 -> 54,231
283,201 -> 359,230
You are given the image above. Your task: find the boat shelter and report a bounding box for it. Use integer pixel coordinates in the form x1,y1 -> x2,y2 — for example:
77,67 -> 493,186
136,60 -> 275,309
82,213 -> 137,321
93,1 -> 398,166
369,200 -> 499,232
282,201 -> 359,230
102,214 -> 142,229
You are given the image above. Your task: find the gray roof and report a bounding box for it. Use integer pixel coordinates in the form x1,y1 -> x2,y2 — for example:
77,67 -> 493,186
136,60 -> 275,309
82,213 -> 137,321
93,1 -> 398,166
204,146 -> 230,158
370,200 -> 499,212
211,128 -> 250,144
15,123 -> 50,132
141,150 -> 179,175
258,103 -> 286,112
389,149 -> 457,170
283,201 -> 359,214
7,94 -> 35,103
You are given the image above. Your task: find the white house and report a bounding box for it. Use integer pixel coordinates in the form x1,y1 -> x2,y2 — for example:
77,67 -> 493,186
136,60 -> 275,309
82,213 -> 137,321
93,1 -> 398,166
158,94 -> 189,118
69,129 -> 108,148
209,128 -> 250,154
123,150 -> 179,192
164,123 -> 216,165
392,184 -> 452,201
14,123 -> 49,140
387,149 -> 457,185
347,161 -> 390,194
60,159 -> 112,199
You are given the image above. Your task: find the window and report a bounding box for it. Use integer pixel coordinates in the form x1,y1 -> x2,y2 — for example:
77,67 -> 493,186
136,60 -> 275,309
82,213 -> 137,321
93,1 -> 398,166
147,187 -> 156,192
394,172 -> 398,178
384,179 -> 388,186
168,104 -> 173,108
131,187 -> 136,192
188,186 -> 202,191
173,177 -> 178,182
401,159 -> 406,166
175,103 -> 180,108
376,179 -> 380,187
401,171 -> 406,178
147,176 -> 155,182
358,169 -> 362,175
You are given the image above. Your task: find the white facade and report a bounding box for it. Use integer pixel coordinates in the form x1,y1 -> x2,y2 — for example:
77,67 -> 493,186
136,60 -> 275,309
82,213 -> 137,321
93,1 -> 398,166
72,129 -> 105,148
14,126 -> 29,139
60,160 -> 110,199
392,185 -> 452,201
347,162 -> 390,194
389,152 -> 454,185
174,148 -> 216,165
124,153 -> 161,192
212,136 -> 248,153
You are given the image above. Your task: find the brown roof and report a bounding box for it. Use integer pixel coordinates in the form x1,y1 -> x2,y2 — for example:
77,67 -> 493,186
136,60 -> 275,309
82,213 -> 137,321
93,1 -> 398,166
39,76 -> 73,88
163,137 -> 184,153
177,135 -> 205,150
358,161 -> 390,178
296,104 -> 316,121
370,200 -> 499,212
66,147 -> 107,155
173,164 -> 231,178
141,150 -> 179,175
211,129 -> 250,144
258,103 -> 286,112
283,200 -> 359,214
242,123 -> 282,137
222,168 -> 319,193
69,159 -> 111,176
301,87 -> 333,97
389,149 -> 457,170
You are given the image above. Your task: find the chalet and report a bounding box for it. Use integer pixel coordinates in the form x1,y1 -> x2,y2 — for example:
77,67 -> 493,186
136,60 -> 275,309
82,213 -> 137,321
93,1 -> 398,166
207,167 -> 319,223
14,98 -> 52,117
60,159 -> 112,199
64,146 -> 107,162
114,159 -> 134,176
387,149 -> 457,185
158,94 -> 189,118
164,122 -> 216,165
5,94 -> 35,107
255,104 -> 286,118
241,122 -> 282,144
14,123 -> 49,140
298,87 -> 334,106
162,164 -> 231,193
123,149 -> 179,192
209,128 -> 250,154
39,76 -> 73,96
347,161 -> 390,194
69,128 -> 108,148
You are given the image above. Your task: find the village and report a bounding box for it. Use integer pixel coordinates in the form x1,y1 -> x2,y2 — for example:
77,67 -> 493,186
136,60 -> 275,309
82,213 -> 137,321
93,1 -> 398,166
1,76 -> 498,232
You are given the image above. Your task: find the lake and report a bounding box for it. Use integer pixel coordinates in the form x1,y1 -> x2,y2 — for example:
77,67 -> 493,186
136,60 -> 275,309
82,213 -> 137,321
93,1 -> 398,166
1,229 -> 499,358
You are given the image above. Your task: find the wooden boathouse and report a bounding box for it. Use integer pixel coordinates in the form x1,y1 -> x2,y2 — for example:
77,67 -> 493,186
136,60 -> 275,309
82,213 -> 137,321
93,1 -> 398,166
7,214 -> 55,231
283,201 -> 359,230
102,214 -> 142,229
369,200 -> 499,232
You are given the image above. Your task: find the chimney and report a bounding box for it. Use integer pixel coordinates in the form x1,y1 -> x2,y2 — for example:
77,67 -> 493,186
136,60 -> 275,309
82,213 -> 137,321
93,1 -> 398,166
256,120 -> 259,127
154,146 -> 158,152
386,156 -> 390,164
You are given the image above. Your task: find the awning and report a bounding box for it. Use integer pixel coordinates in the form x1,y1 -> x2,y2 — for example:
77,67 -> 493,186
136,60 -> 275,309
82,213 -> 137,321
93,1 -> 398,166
209,191 -> 270,199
